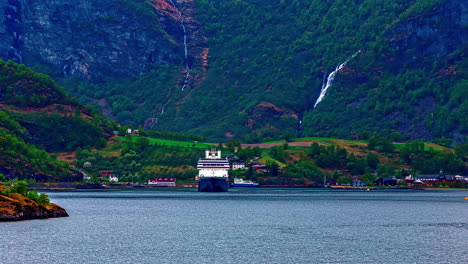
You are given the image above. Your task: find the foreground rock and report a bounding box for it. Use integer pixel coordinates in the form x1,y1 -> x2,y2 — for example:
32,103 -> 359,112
0,192 -> 68,222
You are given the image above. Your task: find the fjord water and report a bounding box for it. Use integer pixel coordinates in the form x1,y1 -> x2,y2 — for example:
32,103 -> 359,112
1,189 -> 466,264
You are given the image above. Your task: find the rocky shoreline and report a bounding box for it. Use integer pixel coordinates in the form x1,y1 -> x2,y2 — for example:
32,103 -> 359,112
0,193 -> 68,222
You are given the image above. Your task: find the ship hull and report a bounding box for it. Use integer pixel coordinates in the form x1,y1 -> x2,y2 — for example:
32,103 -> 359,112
198,178 -> 228,192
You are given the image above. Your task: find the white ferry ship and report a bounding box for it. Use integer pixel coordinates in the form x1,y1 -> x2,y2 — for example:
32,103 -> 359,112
197,149 -> 229,192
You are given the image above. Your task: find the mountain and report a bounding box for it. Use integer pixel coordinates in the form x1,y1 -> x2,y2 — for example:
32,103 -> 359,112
0,0 -> 466,142
0,60 -> 113,181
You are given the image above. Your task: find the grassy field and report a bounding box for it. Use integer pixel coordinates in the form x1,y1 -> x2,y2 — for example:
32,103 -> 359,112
115,136 -> 449,153
114,136 -> 215,149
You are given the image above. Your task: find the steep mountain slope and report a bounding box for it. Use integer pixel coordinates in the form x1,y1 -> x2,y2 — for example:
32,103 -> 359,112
1,0 -> 208,127
0,0 -> 180,78
0,60 -> 112,181
302,0 -> 467,142
1,0 -> 466,142
179,0 -> 466,142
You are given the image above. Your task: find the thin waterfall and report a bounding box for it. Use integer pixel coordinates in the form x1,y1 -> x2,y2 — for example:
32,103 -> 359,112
314,50 -> 360,108
169,0 -> 190,91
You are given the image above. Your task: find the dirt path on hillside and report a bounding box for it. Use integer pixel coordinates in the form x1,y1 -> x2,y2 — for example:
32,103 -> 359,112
241,142 -> 314,149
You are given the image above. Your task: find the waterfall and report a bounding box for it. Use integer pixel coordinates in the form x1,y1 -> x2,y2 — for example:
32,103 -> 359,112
313,50 -> 360,108
297,119 -> 303,138
169,0 -> 190,91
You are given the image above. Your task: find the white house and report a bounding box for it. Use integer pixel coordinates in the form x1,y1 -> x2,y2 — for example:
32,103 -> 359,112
231,161 -> 246,170
83,173 -> 91,182
109,174 -> 119,182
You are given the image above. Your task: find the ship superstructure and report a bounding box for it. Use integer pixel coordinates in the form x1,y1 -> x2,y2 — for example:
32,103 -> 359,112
197,149 -> 229,192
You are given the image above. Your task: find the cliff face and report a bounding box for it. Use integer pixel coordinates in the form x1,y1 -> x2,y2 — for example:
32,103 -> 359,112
150,0 -> 208,69
380,0 -> 466,140
0,0 -> 182,79
386,0 -> 467,69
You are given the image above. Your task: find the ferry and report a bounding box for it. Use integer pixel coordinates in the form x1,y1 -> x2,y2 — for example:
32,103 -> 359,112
197,149 -> 229,192
229,178 -> 260,188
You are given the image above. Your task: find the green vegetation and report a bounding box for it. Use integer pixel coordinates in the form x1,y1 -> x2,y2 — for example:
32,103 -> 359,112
79,132 -> 466,186
76,138 -> 203,183
60,66 -> 180,126
0,60 -> 71,107
0,180 -> 50,205
0,2 -> 466,185
115,136 -> 213,149
0,60 -> 114,181
172,0 -> 465,141
13,1 -> 465,143
0,110 -> 77,181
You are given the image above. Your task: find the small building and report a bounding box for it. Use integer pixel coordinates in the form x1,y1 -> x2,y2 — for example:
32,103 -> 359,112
148,178 -> 176,187
131,130 -> 140,136
109,175 -> 119,182
374,177 -> 397,186
352,180 -> 367,187
99,170 -> 118,182
83,173 -> 91,182
231,161 -> 246,170
413,170 -> 466,186
99,170 -> 113,177
99,170 -> 112,180
251,161 -> 267,172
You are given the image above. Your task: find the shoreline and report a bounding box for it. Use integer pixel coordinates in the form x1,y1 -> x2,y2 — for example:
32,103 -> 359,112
31,184 -> 468,192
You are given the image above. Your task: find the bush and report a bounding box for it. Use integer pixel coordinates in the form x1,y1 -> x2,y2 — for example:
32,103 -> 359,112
37,193 -> 50,205
11,180 -> 29,196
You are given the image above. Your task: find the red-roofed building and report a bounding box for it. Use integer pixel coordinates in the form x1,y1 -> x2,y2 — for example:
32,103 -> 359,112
251,161 -> 267,172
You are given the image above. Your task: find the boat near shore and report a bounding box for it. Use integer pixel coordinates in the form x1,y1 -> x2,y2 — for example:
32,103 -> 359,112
197,149 -> 229,192
229,178 -> 259,187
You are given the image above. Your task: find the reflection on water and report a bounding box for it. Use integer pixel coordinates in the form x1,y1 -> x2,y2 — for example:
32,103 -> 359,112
1,189 -> 467,264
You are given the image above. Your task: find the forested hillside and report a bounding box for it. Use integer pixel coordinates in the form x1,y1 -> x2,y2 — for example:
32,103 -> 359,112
0,0 -> 465,142
0,60 -> 114,181
179,0 -> 466,142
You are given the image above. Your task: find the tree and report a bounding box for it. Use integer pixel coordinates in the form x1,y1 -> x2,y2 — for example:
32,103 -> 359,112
390,132 -> 405,142
37,193 -> 50,205
11,180 -> 29,196
135,137 -> 150,150
282,132 -> 293,142
380,137 -> 395,153
361,173 -> 376,186
270,146 -> 286,162
366,153 -> 380,170
0,173 -> 7,182
266,161 -> 280,177
337,175 -> 352,185
309,142 -> 321,157
368,136 -> 378,150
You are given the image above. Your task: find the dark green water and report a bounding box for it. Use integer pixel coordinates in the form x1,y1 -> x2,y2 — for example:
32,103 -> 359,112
1,188 -> 467,264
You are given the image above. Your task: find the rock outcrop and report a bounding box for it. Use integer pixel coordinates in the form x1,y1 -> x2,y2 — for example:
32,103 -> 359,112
0,195 -> 68,221
0,189 -> 68,221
